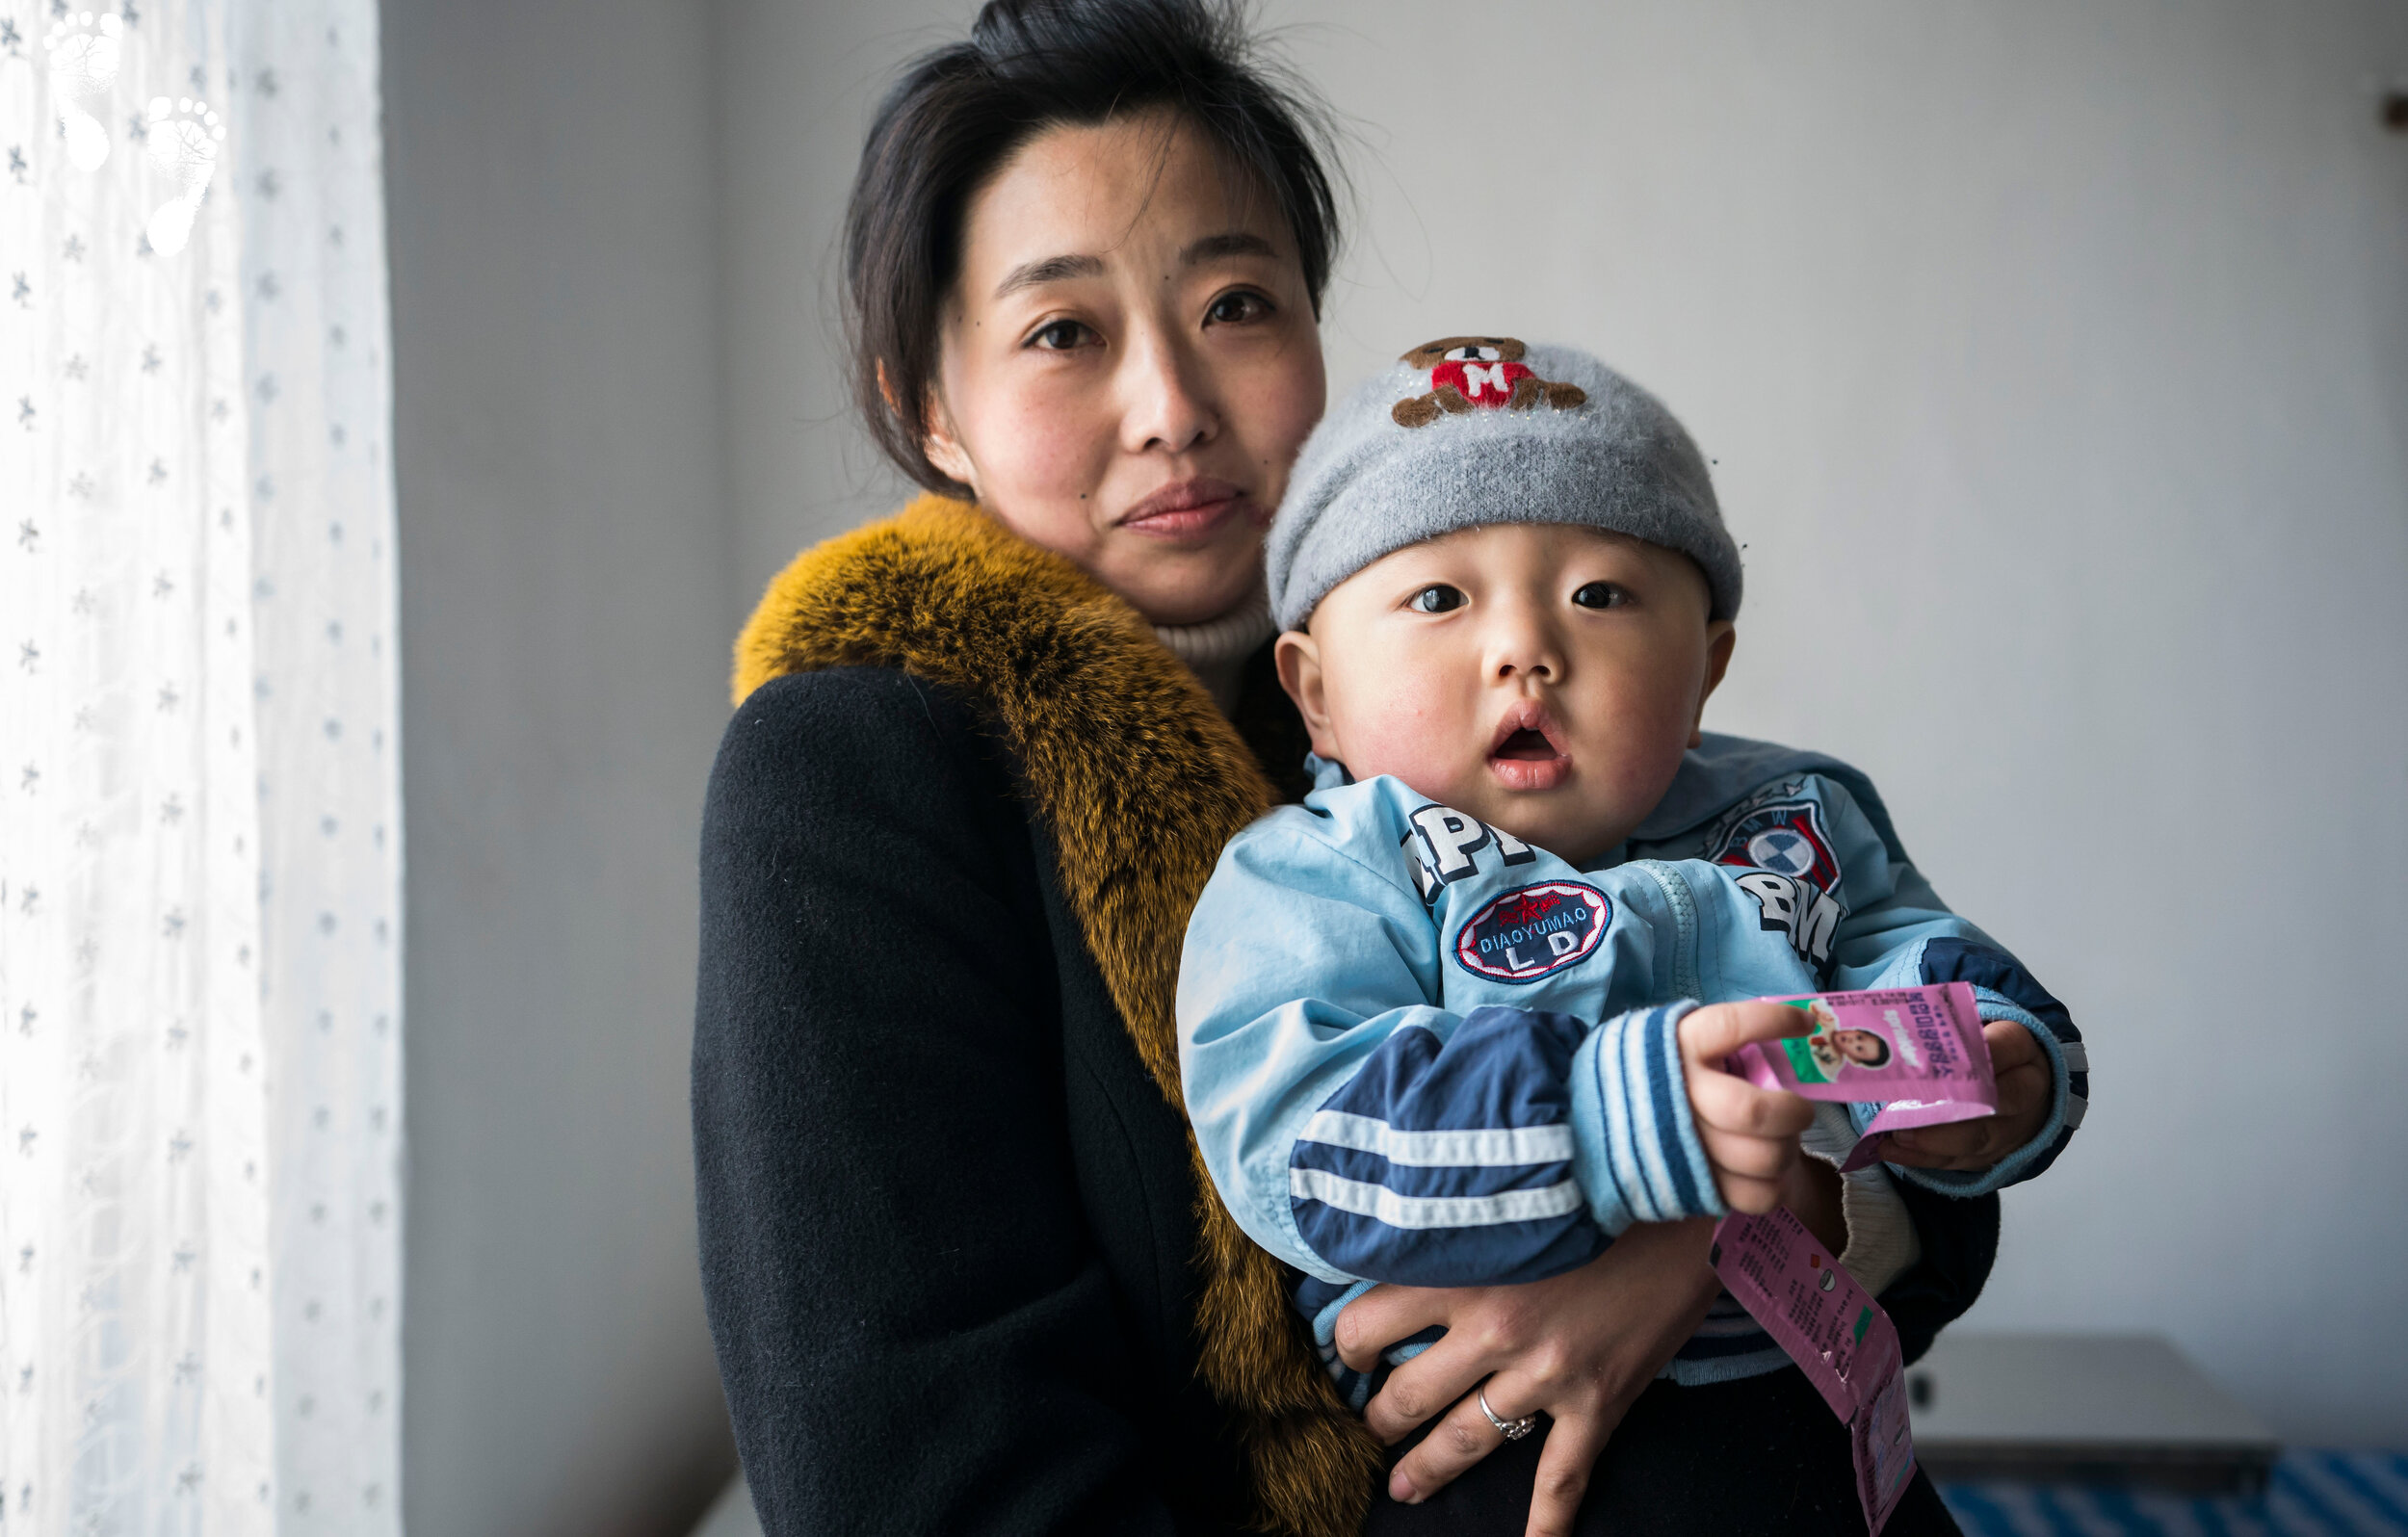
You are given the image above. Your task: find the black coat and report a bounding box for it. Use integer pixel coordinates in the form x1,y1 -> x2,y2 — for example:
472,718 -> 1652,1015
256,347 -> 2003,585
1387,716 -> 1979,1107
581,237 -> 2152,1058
693,502 -> 1994,1537
697,664 -> 1256,1533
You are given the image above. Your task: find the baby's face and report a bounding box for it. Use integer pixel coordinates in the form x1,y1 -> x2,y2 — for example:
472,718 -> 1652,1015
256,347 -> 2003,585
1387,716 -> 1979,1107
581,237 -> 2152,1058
1832,1029 -> 1888,1064
1277,523 -> 1734,865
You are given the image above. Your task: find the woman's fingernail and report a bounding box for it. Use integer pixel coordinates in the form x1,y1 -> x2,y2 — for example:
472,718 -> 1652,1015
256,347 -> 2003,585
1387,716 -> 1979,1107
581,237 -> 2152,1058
1389,1470 -> 1419,1503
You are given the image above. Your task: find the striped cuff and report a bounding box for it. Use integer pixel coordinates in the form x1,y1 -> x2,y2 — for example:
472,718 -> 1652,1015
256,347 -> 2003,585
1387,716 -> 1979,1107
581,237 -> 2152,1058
1569,1001 -> 1725,1235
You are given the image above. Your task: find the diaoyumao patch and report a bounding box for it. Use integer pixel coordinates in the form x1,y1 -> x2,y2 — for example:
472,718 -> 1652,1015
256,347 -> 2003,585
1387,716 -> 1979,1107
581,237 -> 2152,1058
1452,879 -> 1610,983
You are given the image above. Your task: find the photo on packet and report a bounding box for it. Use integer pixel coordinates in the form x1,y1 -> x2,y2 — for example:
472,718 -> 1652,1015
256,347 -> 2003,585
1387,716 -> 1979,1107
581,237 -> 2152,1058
1780,997 -> 1902,1084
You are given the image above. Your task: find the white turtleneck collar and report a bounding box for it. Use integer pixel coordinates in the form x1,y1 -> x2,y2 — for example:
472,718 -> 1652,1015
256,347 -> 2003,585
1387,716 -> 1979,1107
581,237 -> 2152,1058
1152,590 -> 1275,715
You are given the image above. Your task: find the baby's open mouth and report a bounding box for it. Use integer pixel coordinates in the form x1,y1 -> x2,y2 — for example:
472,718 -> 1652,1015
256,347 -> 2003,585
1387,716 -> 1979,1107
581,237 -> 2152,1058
1485,703 -> 1572,790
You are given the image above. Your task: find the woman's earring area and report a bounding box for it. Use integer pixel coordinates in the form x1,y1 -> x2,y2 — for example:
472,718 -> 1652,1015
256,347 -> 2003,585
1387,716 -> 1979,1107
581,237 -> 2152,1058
919,391 -> 978,495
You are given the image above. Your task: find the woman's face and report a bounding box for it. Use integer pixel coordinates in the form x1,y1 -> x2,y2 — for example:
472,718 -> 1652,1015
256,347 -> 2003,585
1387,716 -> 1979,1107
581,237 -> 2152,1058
928,111 -> 1326,625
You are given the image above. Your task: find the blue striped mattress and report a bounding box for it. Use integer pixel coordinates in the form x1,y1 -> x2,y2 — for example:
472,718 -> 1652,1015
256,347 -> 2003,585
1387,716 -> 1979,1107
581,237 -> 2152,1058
1942,1451 -> 2408,1537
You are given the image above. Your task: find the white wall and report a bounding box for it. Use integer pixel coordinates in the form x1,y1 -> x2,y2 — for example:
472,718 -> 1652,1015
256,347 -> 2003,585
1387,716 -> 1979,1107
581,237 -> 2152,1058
714,0 -> 930,587
382,0 -> 738,1531
716,0 -> 2408,1446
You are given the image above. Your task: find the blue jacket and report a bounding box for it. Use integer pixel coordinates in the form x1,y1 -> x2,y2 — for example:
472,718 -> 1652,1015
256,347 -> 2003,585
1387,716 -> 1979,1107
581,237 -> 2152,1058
1177,736 -> 2087,1383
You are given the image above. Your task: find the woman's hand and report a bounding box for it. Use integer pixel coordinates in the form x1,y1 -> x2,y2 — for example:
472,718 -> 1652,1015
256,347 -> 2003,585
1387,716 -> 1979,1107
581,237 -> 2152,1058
1335,1217 -> 1723,1537
1880,1017 -> 2052,1171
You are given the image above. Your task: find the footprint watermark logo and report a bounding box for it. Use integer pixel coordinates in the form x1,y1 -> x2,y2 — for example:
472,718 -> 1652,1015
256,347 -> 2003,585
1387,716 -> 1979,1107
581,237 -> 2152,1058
43,11 -> 125,171
142,95 -> 223,255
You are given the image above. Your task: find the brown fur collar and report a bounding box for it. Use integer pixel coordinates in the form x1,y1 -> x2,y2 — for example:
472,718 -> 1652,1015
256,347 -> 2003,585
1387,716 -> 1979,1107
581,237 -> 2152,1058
734,496 -> 1382,1537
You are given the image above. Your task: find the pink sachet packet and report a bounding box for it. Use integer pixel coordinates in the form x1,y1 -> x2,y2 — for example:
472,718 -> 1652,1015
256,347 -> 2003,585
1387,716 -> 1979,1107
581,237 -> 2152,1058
1712,1208 -> 1920,1535
1727,982 -> 1997,1171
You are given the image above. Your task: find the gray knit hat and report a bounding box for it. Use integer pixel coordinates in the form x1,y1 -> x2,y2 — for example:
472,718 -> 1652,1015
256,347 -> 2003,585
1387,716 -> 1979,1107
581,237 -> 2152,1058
1268,337 -> 1741,630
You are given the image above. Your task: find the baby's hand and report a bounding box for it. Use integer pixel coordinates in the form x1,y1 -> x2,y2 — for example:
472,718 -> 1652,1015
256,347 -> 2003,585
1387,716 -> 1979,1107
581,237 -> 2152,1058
1881,1017 -> 2053,1171
1678,1002 -> 1816,1213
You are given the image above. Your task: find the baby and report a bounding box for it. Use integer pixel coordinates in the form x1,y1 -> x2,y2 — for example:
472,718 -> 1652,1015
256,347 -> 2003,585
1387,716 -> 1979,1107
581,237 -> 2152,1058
1793,998 -> 1899,1082
1176,338 -> 2091,1419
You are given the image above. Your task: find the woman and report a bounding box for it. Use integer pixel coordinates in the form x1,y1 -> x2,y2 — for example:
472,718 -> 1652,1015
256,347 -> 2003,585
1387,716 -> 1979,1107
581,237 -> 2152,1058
692,3 -> 1987,1533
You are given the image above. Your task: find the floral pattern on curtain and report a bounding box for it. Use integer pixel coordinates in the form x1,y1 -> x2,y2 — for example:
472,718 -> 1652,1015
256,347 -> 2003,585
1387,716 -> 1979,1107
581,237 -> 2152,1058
0,0 -> 402,1530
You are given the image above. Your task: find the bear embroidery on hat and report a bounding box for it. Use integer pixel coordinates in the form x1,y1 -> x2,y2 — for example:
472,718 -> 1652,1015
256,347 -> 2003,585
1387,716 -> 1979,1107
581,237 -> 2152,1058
1392,336 -> 1589,429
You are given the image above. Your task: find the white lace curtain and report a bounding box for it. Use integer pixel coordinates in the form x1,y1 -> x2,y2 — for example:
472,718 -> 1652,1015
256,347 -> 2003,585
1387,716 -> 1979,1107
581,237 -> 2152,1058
0,0 -> 402,1530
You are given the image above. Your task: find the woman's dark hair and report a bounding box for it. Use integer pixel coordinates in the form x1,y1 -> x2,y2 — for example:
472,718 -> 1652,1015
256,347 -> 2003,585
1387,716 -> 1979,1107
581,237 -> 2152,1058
844,0 -> 1343,494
